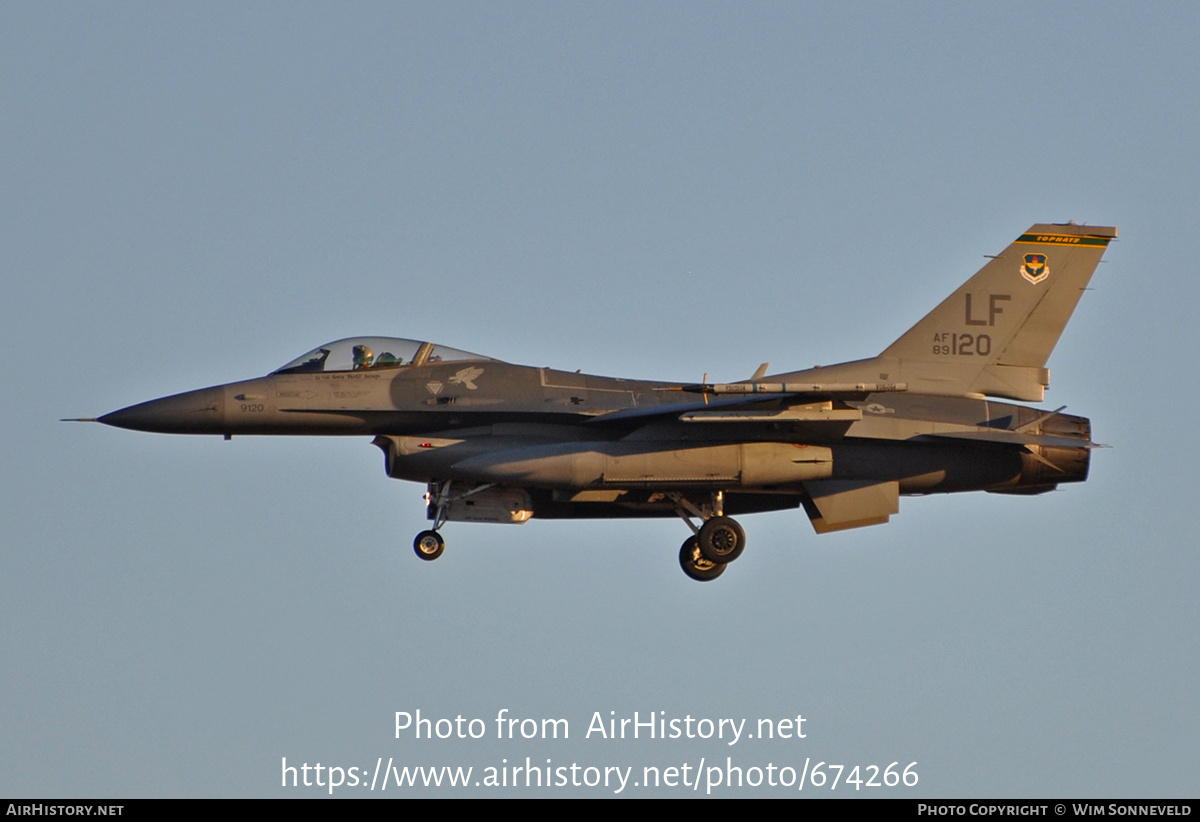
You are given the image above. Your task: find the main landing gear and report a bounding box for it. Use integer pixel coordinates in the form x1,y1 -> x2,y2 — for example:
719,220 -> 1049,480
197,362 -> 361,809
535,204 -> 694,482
679,537 -> 723,581
670,492 -> 746,582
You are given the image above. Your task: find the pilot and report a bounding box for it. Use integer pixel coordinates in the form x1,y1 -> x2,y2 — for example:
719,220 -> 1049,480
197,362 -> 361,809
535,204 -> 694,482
352,344 -> 375,370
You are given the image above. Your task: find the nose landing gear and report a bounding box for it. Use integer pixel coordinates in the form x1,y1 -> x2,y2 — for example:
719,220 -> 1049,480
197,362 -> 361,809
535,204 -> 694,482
413,530 -> 445,560
411,480 -> 454,561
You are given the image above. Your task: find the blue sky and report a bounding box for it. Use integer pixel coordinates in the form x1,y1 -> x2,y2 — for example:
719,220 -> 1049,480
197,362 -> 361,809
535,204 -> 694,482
3,2 -> 1197,796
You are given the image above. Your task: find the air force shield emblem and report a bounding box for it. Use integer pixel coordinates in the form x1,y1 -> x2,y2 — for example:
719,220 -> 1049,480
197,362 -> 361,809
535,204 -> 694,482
1020,253 -> 1049,284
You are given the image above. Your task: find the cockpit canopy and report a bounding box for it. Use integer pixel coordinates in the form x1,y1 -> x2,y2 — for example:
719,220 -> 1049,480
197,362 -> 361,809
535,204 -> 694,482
273,337 -> 494,375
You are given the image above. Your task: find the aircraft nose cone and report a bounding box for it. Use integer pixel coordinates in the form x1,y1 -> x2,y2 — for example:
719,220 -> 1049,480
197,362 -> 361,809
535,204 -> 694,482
99,386 -> 226,434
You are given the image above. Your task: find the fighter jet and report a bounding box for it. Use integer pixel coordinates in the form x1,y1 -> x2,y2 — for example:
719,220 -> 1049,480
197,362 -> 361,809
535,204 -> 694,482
83,222 -> 1116,581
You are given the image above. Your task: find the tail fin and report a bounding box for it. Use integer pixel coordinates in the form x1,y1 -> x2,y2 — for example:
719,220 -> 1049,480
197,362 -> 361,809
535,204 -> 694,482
779,222 -> 1117,401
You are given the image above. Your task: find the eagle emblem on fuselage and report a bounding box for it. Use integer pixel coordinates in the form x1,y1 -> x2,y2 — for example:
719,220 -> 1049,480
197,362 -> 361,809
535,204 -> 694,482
448,366 -> 485,390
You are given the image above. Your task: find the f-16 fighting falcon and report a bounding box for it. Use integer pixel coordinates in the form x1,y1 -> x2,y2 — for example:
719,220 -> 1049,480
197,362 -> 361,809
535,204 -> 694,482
78,222 -> 1116,581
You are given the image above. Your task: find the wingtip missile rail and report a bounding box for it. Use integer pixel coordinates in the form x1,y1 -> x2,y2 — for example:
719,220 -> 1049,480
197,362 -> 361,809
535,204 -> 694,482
667,381 -> 909,396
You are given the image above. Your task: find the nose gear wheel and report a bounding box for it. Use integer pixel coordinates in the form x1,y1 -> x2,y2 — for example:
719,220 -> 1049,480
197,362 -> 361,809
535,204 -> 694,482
413,530 -> 445,561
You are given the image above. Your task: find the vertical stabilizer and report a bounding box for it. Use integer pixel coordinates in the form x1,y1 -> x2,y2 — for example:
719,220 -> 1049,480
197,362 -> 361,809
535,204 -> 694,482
777,223 -> 1116,401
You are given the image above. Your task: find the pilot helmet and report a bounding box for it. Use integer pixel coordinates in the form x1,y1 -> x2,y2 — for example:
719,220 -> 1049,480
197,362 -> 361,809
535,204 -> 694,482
352,344 -> 374,369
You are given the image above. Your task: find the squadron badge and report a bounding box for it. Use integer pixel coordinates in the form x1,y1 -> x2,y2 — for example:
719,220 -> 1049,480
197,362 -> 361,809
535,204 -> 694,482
1020,253 -> 1049,284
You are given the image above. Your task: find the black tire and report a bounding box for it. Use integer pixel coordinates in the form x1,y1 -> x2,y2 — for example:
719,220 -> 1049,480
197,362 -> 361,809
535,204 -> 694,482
679,536 -> 725,582
413,530 -> 445,561
698,516 -> 745,564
